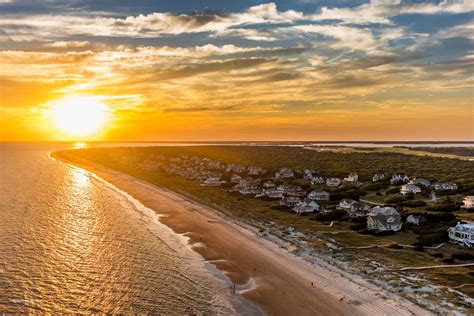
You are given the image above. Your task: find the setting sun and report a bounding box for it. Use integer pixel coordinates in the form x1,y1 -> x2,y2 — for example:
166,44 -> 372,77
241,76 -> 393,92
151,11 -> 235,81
48,96 -> 111,137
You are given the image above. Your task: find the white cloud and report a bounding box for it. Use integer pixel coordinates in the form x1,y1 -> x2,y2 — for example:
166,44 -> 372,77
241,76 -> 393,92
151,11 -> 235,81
1,1 -> 472,43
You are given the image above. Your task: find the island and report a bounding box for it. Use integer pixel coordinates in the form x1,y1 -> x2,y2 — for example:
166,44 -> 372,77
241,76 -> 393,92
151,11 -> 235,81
52,145 -> 474,315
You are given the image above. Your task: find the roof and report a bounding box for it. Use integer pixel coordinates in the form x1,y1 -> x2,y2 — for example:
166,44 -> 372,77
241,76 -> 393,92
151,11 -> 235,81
452,223 -> 474,233
369,206 -> 399,216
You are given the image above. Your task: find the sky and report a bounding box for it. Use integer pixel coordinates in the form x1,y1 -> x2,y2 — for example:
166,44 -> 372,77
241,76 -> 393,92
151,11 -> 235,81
0,0 -> 473,141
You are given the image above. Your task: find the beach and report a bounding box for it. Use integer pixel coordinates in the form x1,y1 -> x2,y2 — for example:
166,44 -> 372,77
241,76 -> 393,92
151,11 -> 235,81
51,151 -> 431,316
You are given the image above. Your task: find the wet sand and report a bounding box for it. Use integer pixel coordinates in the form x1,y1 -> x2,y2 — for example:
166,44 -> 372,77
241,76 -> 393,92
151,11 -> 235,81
52,151 -> 431,316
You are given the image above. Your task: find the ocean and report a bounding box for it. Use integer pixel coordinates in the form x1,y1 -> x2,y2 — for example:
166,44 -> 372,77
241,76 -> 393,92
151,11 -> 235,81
0,142 -> 257,314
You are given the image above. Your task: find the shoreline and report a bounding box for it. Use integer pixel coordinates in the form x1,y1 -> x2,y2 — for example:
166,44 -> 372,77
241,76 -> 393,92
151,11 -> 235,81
51,151 -> 431,315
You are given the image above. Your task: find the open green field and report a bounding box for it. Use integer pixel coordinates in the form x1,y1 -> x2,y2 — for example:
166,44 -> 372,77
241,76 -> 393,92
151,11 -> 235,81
57,146 -> 474,306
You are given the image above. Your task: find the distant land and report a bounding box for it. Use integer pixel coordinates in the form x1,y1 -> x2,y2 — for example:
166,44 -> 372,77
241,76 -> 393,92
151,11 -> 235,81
53,145 -> 474,314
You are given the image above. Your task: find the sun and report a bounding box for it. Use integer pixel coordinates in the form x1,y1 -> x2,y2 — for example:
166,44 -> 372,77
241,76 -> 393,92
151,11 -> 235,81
48,96 -> 111,137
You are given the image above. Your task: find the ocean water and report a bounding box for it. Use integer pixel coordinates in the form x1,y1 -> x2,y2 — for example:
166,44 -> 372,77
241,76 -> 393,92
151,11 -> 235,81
0,143 -> 257,314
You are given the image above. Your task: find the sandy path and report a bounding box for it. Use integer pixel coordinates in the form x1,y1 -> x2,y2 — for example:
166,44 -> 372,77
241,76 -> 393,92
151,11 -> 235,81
52,151 -> 431,316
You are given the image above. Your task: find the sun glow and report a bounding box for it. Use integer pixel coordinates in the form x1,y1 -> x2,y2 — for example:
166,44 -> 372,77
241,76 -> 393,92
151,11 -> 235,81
48,96 -> 111,136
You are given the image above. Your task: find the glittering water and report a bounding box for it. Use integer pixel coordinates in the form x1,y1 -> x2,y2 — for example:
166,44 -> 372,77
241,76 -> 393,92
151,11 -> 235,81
0,143 -> 255,314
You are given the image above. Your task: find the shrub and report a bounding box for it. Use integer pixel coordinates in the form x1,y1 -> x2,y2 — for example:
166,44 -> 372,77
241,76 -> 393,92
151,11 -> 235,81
401,200 -> 427,207
426,201 -> 459,212
413,232 -> 448,246
383,196 -> 406,204
452,252 -> 474,261
423,213 -> 455,224
441,258 -> 455,264
431,253 -> 444,258
387,244 -> 403,249
313,209 -> 347,221
270,205 -> 290,211
413,246 -> 424,252
365,182 -> 389,191
350,222 -> 367,231
386,187 -> 400,194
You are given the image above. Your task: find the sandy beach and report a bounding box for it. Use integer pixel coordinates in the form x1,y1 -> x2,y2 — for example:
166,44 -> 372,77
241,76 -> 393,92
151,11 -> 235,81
52,151 -> 431,316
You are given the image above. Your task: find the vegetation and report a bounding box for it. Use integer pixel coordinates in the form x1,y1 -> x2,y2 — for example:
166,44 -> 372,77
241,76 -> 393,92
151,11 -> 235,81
399,146 -> 474,158
55,145 -> 474,304
70,145 -> 474,183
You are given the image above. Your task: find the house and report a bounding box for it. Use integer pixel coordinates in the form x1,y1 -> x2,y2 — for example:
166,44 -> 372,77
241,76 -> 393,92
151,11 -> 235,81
308,190 -> 330,201
448,222 -> 474,248
390,174 -> 409,184
433,183 -> 458,191
234,178 -> 260,195
207,160 -> 222,170
236,185 -> 260,195
347,201 -> 371,218
344,172 -> 359,182
326,178 -> 341,187
230,174 -> 242,183
366,206 -> 402,232
202,177 -> 223,186
226,163 -> 246,173
409,178 -> 431,187
311,176 -> 325,185
248,166 -> 266,175
263,181 -> 276,188
337,199 -> 355,211
285,186 -> 307,197
407,214 -> 422,225
303,168 -> 317,179
461,196 -> 474,209
293,199 -> 320,214
280,196 -> 302,207
263,188 -> 284,199
373,173 -> 385,182
275,168 -> 294,179
400,184 -> 421,195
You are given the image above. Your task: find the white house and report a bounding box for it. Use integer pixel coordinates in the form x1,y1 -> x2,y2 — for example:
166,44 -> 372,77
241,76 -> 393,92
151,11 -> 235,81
344,172 -> 359,182
367,206 -> 402,232
407,214 -> 422,225
264,188 -> 284,199
326,178 -> 341,187
390,174 -> 409,184
226,163 -> 246,173
308,190 -> 330,201
409,178 -> 431,187
311,176 -> 325,185
248,166 -> 266,175
337,199 -> 356,211
433,183 -> 458,191
263,181 -> 276,189
275,168 -> 294,179
283,185 -> 307,197
346,201 -> 371,218
400,184 -> 421,195
231,174 -> 242,183
233,178 -> 260,195
280,196 -> 302,207
448,222 -> 474,248
202,177 -> 223,186
303,168 -> 317,179
373,173 -> 385,182
461,196 -> 474,209
293,199 -> 320,214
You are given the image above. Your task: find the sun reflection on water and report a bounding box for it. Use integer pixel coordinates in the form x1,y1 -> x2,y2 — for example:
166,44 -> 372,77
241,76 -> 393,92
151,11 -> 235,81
73,142 -> 87,149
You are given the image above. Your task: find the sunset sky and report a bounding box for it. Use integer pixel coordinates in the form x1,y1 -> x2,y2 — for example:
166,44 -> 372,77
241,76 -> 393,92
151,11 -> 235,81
0,0 -> 473,141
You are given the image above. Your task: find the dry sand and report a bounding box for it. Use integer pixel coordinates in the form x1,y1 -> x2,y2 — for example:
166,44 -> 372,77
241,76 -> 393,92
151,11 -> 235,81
52,151 -> 432,316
